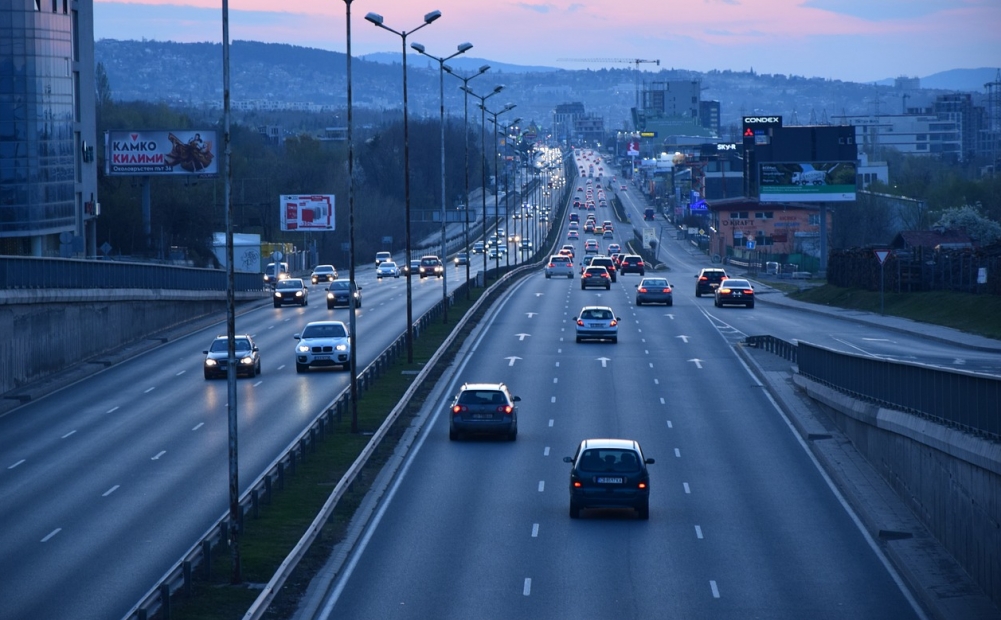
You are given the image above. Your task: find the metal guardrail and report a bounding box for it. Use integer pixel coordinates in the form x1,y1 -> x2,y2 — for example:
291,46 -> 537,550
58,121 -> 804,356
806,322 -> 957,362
744,335 -> 999,441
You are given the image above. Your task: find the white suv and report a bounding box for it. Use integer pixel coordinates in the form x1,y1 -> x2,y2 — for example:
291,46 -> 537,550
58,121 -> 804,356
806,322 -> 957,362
544,255 -> 574,279
294,321 -> 350,373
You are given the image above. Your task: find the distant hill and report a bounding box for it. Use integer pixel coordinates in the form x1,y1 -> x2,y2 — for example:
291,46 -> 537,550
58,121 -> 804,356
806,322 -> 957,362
361,52 -> 558,75
920,68 -> 1000,91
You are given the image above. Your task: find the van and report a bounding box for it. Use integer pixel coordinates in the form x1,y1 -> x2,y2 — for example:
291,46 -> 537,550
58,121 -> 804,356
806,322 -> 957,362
264,262 -> 289,285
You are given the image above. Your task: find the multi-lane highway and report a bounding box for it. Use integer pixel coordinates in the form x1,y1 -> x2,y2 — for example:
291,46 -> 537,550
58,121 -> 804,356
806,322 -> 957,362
2,148 -> 993,619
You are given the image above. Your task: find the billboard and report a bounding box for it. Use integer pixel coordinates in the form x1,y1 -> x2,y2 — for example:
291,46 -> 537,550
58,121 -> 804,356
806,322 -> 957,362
105,130 -> 218,177
280,195 -> 335,231
758,162 -> 857,202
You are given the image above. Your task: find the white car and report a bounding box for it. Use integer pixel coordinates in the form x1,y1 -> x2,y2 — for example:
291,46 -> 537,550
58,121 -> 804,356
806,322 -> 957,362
376,261 -> 400,278
294,321 -> 350,373
544,255 -> 574,279
374,251 -> 392,266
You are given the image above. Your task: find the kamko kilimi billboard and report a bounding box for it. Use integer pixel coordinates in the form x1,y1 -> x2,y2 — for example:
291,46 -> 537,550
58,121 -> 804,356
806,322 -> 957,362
105,130 -> 218,177
758,162 -> 857,202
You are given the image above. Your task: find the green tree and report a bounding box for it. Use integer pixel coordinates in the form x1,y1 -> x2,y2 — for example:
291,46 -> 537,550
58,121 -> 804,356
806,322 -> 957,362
933,204 -> 1001,245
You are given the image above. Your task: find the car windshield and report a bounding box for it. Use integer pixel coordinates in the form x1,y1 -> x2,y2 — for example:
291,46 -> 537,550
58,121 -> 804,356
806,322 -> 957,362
724,280 -> 751,288
329,281 -> 350,291
278,279 -> 303,289
381,262 -> 396,268
584,268 -> 605,276
458,390 -> 506,405
578,449 -> 640,472
301,324 -> 347,339
643,279 -> 669,288
314,266 -> 334,273
210,338 -> 250,353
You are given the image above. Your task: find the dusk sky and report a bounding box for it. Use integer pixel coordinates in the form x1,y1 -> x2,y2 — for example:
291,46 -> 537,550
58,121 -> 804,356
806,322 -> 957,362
94,0 -> 999,84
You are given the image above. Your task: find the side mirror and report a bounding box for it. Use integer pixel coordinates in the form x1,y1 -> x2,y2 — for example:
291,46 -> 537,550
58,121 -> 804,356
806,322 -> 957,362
634,284 -> 639,288
645,458 -> 656,464
512,395 -> 522,402
202,350 -> 209,354
293,334 -> 301,340
252,346 -> 259,351
562,456 -> 574,464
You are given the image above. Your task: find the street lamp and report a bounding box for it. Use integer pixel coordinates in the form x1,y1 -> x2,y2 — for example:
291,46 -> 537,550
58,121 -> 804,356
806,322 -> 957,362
344,0 -> 359,432
365,9 -> 441,363
411,40 -> 472,323
460,84 -> 504,281
443,63 -> 489,300
482,102 -> 516,274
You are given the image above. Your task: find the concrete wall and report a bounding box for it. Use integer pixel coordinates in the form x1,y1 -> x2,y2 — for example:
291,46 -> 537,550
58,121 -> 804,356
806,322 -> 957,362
796,374 -> 1001,607
0,289 -> 265,396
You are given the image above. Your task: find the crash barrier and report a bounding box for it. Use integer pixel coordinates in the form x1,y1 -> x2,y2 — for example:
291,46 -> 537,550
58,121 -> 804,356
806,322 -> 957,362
744,334 -> 798,364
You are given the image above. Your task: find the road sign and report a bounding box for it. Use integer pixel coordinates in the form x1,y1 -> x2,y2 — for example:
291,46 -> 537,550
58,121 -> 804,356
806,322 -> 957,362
746,240 -> 756,249
874,249 -> 890,265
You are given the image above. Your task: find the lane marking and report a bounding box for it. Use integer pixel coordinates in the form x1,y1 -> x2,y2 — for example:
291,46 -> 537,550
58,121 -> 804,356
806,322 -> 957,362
151,451 -> 166,460
667,421 -> 673,428
649,362 -> 654,368
645,349 -> 649,355
544,447 -> 550,456
107,406 -> 119,414
103,485 -> 120,497
505,356 -> 522,367
548,419 -> 554,427
660,397 -> 666,405
683,482 -> 691,494
8,459 -> 26,470
278,364 -> 286,370
175,370 -> 185,376
523,578 -> 532,596
553,377 -> 558,384
710,580 -> 720,598
144,387 -> 155,393
688,359 -> 704,369
192,422 -> 204,431
695,525 -> 703,539
555,361 -> 560,367
551,396 -> 556,403
538,481 -> 545,492
253,380 -> 263,387
654,378 -> 659,385
41,528 -> 62,543
61,430 -> 76,439
675,448 -> 681,458
532,523 -> 539,538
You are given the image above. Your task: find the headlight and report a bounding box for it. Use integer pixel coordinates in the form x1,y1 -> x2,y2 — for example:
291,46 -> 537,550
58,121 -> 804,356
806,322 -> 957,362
205,359 -> 218,367
274,292 -> 281,298
239,356 -> 254,365
327,293 -> 334,299
335,344 -> 348,351
297,345 -> 310,353
295,291 -> 303,297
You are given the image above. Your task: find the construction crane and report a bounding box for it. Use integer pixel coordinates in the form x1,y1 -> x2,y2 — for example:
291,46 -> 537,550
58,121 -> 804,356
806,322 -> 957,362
557,58 -> 661,108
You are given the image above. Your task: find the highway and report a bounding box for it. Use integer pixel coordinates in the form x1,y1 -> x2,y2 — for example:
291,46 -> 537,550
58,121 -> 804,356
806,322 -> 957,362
1,148 -> 992,618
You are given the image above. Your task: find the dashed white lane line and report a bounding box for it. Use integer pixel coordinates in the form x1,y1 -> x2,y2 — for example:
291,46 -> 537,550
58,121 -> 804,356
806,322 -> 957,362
176,370 -> 185,376
192,422 -> 205,431
667,420 -> 673,428
103,485 -> 120,497
710,580 -> 720,598
151,451 -> 166,460
683,482 -> 691,493
538,481 -> 545,492
695,525 -> 704,539
523,578 -> 532,596
253,380 -> 263,387
553,377 -> 558,383
144,387 -> 155,393
660,397 -> 666,405
645,349 -> 649,355
107,406 -> 119,414
548,419 -> 554,427
649,363 -> 654,368
61,430 -> 76,439
555,361 -> 560,367
532,523 -> 539,537
278,364 -> 286,370
41,528 -> 62,542
654,378 -> 659,385
551,396 -> 556,403
675,448 -> 681,458
544,447 -> 550,456
8,459 -> 26,470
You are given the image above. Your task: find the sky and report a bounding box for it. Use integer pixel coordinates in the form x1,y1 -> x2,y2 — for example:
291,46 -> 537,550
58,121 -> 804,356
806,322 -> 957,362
93,0 -> 1000,83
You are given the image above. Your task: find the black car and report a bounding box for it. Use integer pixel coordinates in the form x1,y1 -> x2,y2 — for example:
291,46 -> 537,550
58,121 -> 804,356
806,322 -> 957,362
589,256 -> 617,282
273,278 -> 309,307
448,382 -> 520,441
326,280 -> 362,309
715,278 -> 755,308
694,268 -> 728,297
564,438 -> 654,520
203,335 -> 261,379
619,255 -> 645,275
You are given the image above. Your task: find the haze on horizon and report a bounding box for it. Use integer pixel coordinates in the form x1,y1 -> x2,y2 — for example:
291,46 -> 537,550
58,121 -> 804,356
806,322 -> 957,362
94,0 -> 999,84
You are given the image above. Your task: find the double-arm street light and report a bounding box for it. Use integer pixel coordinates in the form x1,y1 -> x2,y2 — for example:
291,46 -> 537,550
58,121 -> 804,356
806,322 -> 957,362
443,63 -> 489,300
365,9 -> 440,363
411,41 -> 472,323
460,85 -> 504,280
481,102 -> 516,274
343,0 -> 359,431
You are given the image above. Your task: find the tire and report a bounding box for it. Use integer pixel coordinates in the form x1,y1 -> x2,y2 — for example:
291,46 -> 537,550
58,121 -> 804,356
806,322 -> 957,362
580,284 -> 586,290
667,300 -> 673,307
357,300 -> 362,308
204,371 -> 212,380
568,274 -> 573,279
256,361 -> 262,376
636,299 -> 642,306
569,501 -> 581,519
274,302 -> 281,308
695,291 -> 701,298
747,301 -> 754,309
295,363 -> 308,374
545,273 -> 551,279
449,427 -> 459,441
605,283 -> 610,290
637,500 -> 649,520
714,298 -> 719,307
611,336 -> 618,343
327,304 -> 334,310
303,298 -> 308,306
507,427 -> 517,441
576,336 -> 582,343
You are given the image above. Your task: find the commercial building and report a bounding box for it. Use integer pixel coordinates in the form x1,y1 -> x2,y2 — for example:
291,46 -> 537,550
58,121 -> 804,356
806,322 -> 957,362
0,0 -> 97,257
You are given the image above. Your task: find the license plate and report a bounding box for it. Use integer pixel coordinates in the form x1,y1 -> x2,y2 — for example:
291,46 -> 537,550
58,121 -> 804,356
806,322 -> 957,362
596,477 -> 624,484
472,413 -> 494,420
314,355 -> 330,360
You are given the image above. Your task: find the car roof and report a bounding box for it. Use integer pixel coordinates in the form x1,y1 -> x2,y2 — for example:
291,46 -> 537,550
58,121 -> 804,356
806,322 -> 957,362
460,382 -> 508,391
279,278 -> 305,286
304,320 -> 347,328
581,438 -> 640,451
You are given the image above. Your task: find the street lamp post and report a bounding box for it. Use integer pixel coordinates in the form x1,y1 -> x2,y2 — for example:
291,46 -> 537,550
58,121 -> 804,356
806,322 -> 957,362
460,85 -> 504,281
443,63 -> 489,301
411,41 -> 472,324
482,103 -> 516,275
344,0 -> 359,432
365,9 -> 441,363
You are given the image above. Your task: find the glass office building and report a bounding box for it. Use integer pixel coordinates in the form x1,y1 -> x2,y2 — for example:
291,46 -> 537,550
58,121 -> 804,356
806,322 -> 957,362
0,0 -> 97,256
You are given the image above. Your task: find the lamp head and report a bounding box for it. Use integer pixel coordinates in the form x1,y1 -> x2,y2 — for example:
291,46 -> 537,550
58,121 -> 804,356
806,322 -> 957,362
457,42 -> 473,53
411,42 -> 425,54
424,10 -> 441,24
478,64 -> 490,75
364,12 -> 383,26
492,85 -> 504,94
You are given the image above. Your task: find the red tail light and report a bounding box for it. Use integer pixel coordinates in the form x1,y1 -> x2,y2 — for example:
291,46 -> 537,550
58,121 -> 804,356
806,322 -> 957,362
663,287 -> 672,293
637,261 -> 644,267
573,481 -> 582,488
576,319 -> 584,326
638,287 -> 648,293
452,405 -> 467,414
638,481 -> 647,489
743,289 -> 754,294
699,276 -> 708,281
609,319 -> 617,327
499,405 -> 513,415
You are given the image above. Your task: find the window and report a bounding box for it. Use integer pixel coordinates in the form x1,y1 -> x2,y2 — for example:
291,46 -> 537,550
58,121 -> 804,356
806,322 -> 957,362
754,212 -> 773,219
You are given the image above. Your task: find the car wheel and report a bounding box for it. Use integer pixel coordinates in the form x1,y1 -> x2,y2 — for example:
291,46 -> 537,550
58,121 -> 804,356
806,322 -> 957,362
327,303 -> 334,310
611,336 -> 618,343
605,283 -> 610,290
569,501 -> 581,519
256,361 -> 262,375
204,371 -> 212,380
636,299 -> 642,306
545,273 -> 551,279
667,300 -> 673,307
295,363 -> 308,374
507,428 -> 517,441
377,275 -> 382,279
303,298 -> 308,306
273,302 -> 281,308
695,291 -> 700,298
747,301 -> 754,309
714,298 -> 719,307
568,274 -> 573,279
449,427 -> 459,441
580,284 -> 586,290
637,500 -> 649,520
576,336 -> 582,343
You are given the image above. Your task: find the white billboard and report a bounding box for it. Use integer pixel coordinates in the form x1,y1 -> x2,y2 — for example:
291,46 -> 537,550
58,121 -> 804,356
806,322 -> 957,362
105,130 -> 218,177
280,195 -> 335,231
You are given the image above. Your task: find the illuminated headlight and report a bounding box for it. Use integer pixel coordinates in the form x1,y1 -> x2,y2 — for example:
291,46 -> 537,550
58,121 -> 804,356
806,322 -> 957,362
327,293 -> 334,300
205,359 -> 218,367
274,292 -> 281,298
295,291 -> 303,297
239,356 -> 254,365
263,275 -> 269,282
297,345 -> 310,353
335,344 -> 348,351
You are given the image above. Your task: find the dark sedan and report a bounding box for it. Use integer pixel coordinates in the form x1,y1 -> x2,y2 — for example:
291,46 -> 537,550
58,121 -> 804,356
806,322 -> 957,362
326,280 -> 362,309
203,334 -> 261,379
273,278 -> 308,307
635,278 -> 673,306
714,278 -> 755,308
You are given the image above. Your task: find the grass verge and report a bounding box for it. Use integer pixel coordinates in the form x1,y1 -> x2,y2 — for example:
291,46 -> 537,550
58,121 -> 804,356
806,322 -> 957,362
789,284 -> 1001,340
170,286 -> 488,620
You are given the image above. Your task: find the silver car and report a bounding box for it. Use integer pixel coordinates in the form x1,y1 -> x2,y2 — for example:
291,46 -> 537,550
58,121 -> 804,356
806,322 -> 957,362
376,261 -> 400,278
294,321 -> 350,373
575,305 -> 619,343
544,255 -> 574,279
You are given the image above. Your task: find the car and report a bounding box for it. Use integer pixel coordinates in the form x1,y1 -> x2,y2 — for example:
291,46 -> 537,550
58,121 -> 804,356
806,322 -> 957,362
584,239 -> 599,254
635,277 -> 673,306
560,244 -> 576,259
520,239 -> 533,251
544,255 -> 574,279
567,230 -> 580,241
454,252 -> 469,266
403,259 -> 421,276
581,266 -> 611,290
448,382 -> 520,441
602,221 -> 613,231
294,320 -> 350,373
569,212 -> 580,222
418,255 -> 444,278
263,261 -> 289,286
575,305 -> 619,342
620,184 -> 627,191
376,261 -> 400,278
589,256 -> 617,282
472,241 -> 485,254
606,243 -> 621,256
563,438 -> 653,519
579,255 -> 596,274
326,280 -> 362,309
203,334 -> 261,379
695,268 -> 729,297
374,251 -> 392,266
602,229 -> 614,240
619,255 -> 645,275
584,222 -> 596,234
610,253 -> 625,269
568,221 -> 579,231
310,264 -> 338,285
715,278 -> 755,308
273,278 -> 309,307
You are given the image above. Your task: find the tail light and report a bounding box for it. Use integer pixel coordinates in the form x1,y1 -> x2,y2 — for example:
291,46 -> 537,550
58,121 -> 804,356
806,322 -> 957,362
547,263 -> 554,268
573,481 -> 582,488
452,405 -> 467,414
637,261 -> 644,267
719,287 -> 731,293
601,272 -> 609,279
638,287 -> 648,293
663,287 -> 672,293
499,405 -> 513,415
638,481 -> 647,489
743,289 -> 754,294
609,319 -> 618,326
576,319 -> 584,326
699,276 -> 708,281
